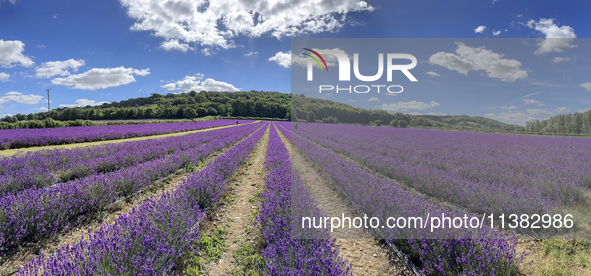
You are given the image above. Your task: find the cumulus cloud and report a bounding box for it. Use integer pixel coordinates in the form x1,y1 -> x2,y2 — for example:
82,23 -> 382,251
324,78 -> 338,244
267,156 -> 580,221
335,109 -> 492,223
580,82 -> 591,91
34,59 -> 85,78
0,72 -> 9,82
427,112 -> 447,116
425,71 -> 440,77
554,107 -> 571,113
500,106 -> 518,110
59,99 -> 110,108
51,66 -> 150,90
0,39 -> 35,68
268,51 -> 291,68
120,0 -> 374,53
527,109 -> 552,115
159,39 -> 194,52
493,30 -> 501,37
552,57 -> 570,63
474,26 -> 487,33
244,51 -> 257,57
522,98 -> 545,106
577,108 -> 591,113
0,91 -> 44,104
37,106 -> 48,112
484,112 -> 536,126
429,42 -> 528,82
161,73 -> 239,92
526,18 -> 577,55
379,101 -> 439,112
367,97 -> 379,102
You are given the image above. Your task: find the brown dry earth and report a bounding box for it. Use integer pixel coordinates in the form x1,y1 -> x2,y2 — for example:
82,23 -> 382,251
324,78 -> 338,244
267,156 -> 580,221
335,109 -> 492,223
0,129 -> 253,275
200,124 -> 269,275
276,127 -> 412,276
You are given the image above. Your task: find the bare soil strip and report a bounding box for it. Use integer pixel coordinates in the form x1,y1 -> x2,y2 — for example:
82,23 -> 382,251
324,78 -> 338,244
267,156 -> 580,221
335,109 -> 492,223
0,127 -> 263,276
276,126 -> 412,276
198,124 -> 269,275
0,121 -> 259,156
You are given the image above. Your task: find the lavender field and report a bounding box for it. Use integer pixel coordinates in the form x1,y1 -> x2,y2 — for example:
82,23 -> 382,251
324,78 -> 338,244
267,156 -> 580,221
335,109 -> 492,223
291,123 -> 591,239
3,120 -> 586,275
0,119 -> 254,150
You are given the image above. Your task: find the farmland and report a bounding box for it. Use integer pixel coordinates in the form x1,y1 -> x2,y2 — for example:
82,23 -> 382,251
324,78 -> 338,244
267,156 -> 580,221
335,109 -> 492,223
1,120 -> 589,275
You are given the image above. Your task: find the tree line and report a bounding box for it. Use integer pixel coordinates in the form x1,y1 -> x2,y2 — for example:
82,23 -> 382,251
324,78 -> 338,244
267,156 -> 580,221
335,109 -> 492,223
525,111 -> 591,134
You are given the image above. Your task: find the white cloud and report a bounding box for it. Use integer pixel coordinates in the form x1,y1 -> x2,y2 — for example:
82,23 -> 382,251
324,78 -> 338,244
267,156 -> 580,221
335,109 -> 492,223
425,71 -> 440,77
34,59 -> 85,78
577,108 -> 591,113
408,112 -> 422,115
0,72 -> 9,82
268,51 -> 291,68
367,97 -> 379,102
427,112 -> 447,116
51,66 -> 150,90
500,106 -> 518,110
37,106 -> 48,112
493,30 -> 501,36
474,25 -> 487,33
484,112 -> 536,126
0,113 -> 12,118
580,82 -> 591,91
554,107 -> 571,113
429,42 -> 528,82
527,109 -> 552,115
349,99 -> 355,102
120,0 -> 374,53
244,51 -> 257,57
522,98 -> 545,106
552,57 -> 570,63
59,99 -> 110,108
161,73 -> 239,92
517,14 -> 523,18
380,101 -> 440,112
526,18 -> 577,55
159,39 -> 194,52
0,91 -> 44,104
0,39 -> 35,68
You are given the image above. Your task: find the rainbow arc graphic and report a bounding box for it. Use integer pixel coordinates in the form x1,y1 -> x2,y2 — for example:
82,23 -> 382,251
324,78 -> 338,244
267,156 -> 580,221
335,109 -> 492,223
303,48 -> 329,72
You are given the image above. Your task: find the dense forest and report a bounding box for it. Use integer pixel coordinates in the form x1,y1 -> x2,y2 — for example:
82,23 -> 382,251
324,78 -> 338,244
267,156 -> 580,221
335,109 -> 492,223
525,110 -> 591,134
2,91 -> 290,122
1,90 -> 528,132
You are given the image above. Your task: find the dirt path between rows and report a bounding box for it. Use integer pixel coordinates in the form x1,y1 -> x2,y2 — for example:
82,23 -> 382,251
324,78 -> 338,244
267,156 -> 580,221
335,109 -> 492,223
200,124 -> 269,275
0,129 -> 259,276
276,127 -> 412,276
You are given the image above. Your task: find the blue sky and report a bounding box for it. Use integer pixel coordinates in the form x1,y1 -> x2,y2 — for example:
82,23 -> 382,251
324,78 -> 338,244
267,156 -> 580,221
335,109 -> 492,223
0,0 -> 590,125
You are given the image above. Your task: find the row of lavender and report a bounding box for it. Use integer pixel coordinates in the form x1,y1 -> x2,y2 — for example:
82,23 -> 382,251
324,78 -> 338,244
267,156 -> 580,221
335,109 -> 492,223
293,124 -> 591,234
0,119 -> 254,150
0,123 -> 261,251
279,123 -> 521,275
0,123 -> 260,196
256,124 -> 351,275
16,123 -> 267,275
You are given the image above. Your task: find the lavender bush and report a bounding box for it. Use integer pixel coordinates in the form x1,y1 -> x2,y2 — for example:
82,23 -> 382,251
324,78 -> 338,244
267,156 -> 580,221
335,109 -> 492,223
257,124 -> 352,276
0,123 -> 261,251
16,123 -> 267,275
279,123 -> 522,275
0,123 -> 258,196
0,119 -> 253,150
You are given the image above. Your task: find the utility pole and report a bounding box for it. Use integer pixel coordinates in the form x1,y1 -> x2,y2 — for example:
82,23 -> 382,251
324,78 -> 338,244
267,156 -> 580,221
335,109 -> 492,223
46,88 -> 51,119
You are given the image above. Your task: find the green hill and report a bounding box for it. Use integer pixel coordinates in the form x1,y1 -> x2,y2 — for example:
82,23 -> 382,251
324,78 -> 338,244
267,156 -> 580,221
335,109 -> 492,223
2,91 -> 521,132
